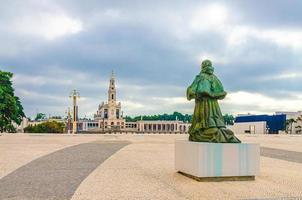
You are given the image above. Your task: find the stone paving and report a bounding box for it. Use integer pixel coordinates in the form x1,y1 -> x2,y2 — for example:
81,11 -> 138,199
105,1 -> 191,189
0,134 -> 302,200
0,140 -> 129,200
260,147 -> 302,164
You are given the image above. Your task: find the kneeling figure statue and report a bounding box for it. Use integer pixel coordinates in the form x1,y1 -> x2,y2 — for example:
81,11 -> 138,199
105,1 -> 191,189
187,60 -> 241,143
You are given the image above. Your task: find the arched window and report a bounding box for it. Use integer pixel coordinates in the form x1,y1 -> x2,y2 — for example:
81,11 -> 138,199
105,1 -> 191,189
104,109 -> 108,119
112,94 -> 114,100
116,109 -> 120,119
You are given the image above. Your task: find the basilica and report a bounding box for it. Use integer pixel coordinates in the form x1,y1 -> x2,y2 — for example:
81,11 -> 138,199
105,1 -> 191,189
78,72 -> 190,133
94,72 -> 125,130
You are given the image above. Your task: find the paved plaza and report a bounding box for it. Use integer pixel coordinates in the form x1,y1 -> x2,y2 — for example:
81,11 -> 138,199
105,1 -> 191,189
0,134 -> 302,200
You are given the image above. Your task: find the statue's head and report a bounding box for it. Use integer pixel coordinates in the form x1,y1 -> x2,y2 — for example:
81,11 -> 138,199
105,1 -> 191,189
201,59 -> 214,74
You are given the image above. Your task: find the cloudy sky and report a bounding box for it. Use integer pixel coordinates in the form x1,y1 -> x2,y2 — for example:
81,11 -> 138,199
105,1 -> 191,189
1,0 -> 302,118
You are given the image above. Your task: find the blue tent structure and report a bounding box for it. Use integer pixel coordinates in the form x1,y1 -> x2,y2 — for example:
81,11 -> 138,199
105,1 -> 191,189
234,114 -> 286,134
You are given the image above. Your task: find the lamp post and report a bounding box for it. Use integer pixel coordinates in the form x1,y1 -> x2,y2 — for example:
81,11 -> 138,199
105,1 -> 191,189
69,89 -> 80,134
65,107 -> 71,134
103,117 -> 105,133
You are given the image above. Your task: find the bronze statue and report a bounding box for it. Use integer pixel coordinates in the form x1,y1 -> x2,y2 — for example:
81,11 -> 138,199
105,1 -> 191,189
187,60 -> 241,143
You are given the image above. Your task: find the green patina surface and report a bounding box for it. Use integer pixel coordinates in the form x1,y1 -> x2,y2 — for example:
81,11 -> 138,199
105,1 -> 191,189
187,60 -> 241,143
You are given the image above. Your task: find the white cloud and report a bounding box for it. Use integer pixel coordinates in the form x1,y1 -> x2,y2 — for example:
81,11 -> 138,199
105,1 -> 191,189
12,67 -> 108,90
13,74 -> 73,86
197,53 -> 228,64
123,100 -> 144,110
227,25 -> 302,49
18,88 -> 66,103
259,72 -> 302,81
190,3 -> 229,32
182,3 -> 302,61
260,29 -> 302,49
103,9 -> 121,18
152,97 -> 187,105
11,12 -> 83,40
222,91 -> 302,114
77,96 -> 99,118
190,24 -> 302,65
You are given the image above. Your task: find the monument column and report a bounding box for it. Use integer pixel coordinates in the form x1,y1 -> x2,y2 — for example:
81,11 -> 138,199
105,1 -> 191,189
70,89 -> 80,134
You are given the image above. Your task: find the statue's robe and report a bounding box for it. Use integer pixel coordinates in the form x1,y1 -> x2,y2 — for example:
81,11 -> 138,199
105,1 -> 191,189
187,72 -> 241,143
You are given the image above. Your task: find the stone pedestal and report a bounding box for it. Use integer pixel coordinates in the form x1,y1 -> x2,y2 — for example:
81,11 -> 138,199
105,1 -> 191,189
175,140 -> 260,181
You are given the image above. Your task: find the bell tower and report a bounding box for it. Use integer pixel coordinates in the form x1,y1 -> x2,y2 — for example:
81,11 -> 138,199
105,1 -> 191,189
108,71 -> 116,106
94,70 -> 124,129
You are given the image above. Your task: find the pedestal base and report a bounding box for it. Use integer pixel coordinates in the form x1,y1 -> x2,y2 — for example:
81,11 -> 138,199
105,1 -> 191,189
178,172 -> 255,182
175,140 -> 260,181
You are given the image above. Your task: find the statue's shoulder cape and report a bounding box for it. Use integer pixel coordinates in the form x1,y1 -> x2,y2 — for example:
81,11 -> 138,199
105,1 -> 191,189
187,73 -> 226,100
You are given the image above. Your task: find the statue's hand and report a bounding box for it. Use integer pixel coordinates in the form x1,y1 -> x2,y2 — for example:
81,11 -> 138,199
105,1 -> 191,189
186,87 -> 195,101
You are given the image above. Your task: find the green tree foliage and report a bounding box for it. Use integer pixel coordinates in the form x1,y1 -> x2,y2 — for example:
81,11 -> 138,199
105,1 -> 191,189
285,119 -> 295,134
24,121 -> 65,133
0,70 -> 25,132
35,113 -> 46,121
126,112 -> 235,126
125,112 -> 192,122
223,114 -> 235,125
50,116 -> 62,119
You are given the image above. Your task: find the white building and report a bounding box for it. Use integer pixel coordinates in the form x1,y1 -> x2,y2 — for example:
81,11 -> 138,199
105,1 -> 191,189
231,121 -> 267,134
231,113 -> 286,134
80,119 -> 190,133
125,120 -> 190,133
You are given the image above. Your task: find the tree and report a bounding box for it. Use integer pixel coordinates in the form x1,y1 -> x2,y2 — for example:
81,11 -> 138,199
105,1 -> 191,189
0,70 -> 25,132
294,115 -> 302,134
24,121 -> 65,133
285,118 -> 296,134
125,112 -> 235,125
125,112 -> 193,123
223,114 -> 235,126
35,113 -> 46,121
50,116 -> 62,119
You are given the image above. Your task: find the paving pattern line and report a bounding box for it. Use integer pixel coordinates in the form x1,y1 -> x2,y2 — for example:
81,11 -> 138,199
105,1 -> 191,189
0,140 -> 130,200
244,197 -> 302,200
261,147 -> 302,164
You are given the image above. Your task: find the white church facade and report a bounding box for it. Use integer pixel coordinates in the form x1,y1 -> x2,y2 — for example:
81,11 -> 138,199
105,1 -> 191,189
93,72 -> 125,130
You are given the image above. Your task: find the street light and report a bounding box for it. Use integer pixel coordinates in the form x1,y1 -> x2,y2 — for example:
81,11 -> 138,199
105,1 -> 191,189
65,108 -> 71,134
